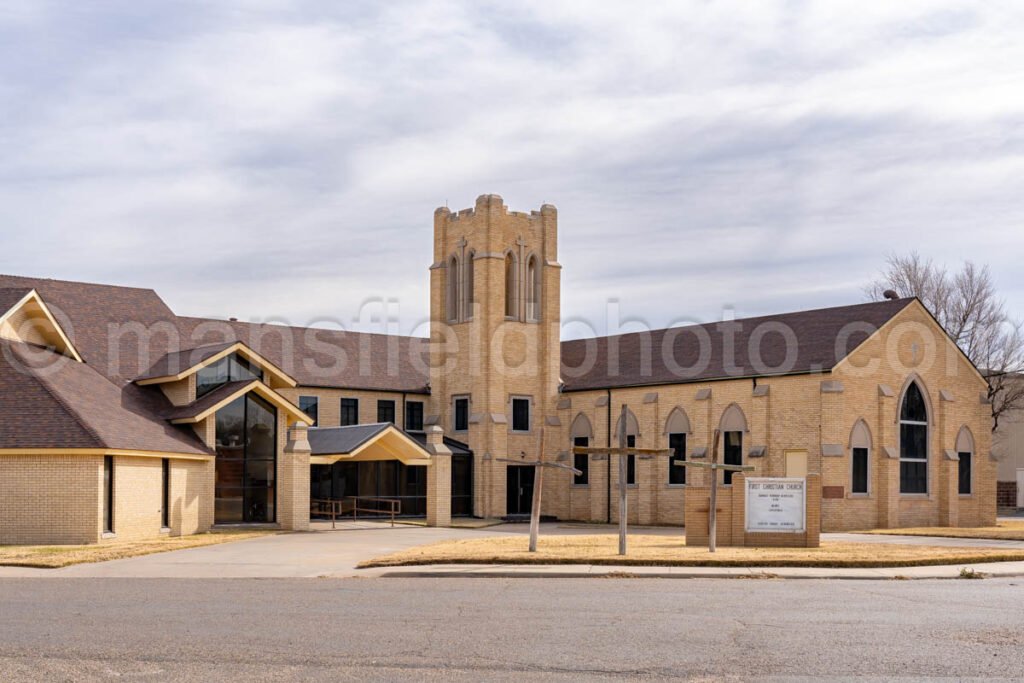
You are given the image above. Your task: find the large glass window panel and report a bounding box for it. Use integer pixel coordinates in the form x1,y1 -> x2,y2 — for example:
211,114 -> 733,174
197,354 -> 261,398
214,393 -> 277,523
900,383 -> 927,422
246,395 -> 277,460
900,461 -> 928,494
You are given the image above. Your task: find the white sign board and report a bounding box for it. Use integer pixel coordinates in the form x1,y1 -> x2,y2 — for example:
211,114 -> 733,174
745,478 -> 806,533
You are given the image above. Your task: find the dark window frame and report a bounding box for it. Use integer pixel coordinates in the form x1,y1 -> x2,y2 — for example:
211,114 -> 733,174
377,400 -> 396,425
103,455 -> 114,534
668,433 -> 686,485
851,447 -> 869,495
899,382 -> 929,495
723,431 -> 742,485
573,436 -> 589,486
340,398 -> 359,427
161,458 -> 170,529
453,397 -> 470,432
626,434 -> 637,486
958,451 -> 972,495
299,396 -> 319,427
405,401 -> 424,431
511,397 -> 531,433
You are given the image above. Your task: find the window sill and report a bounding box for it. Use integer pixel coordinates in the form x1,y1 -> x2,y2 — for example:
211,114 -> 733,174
848,493 -> 872,499
899,494 -> 931,500
510,430 -> 532,435
101,532 -> 116,540
666,484 -> 687,489
959,494 -> 973,498
571,484 -> 590,489
160,527 -> 171,535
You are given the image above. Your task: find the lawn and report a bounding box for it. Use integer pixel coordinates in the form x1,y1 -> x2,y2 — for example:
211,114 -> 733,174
358,534 -> 1024,569
0,530 -> 276,568
858,521 -> 1024,542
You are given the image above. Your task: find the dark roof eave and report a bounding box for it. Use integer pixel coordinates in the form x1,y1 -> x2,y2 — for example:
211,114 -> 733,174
560,368 -> 834,393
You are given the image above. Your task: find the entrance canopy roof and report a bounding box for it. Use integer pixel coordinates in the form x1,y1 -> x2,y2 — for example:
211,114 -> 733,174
308,423 -> 433,466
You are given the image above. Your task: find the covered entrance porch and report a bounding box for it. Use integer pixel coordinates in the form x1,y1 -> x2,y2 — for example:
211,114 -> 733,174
307,424 -> 466,527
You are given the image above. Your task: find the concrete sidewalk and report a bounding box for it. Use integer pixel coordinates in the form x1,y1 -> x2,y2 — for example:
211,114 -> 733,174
368,560 -> 1024,580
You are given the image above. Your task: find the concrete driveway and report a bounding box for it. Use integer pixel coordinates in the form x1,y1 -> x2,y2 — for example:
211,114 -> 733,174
1,522 -> 1021,579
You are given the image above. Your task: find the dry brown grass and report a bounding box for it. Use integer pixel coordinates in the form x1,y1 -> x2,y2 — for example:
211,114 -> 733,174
0,530 -> 276,568
858,522 -> 1024,542
358,534 -> 1024,569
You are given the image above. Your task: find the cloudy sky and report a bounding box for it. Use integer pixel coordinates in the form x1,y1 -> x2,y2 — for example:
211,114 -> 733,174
2,1 -> 1022,338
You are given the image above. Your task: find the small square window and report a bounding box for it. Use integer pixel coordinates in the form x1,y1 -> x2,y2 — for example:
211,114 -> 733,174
511,398 -> 531,432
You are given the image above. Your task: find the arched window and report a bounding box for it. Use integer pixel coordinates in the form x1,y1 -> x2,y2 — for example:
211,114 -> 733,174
464,251 -> 475,321
446,255 -> 460,322
504,252 -> 518,319
570,413 -> 594,486
899,381 -> 929,494
719,404 -> 747,485
956,426 -> 975,496
526,254 -> 540,321
849,419 -> 872,495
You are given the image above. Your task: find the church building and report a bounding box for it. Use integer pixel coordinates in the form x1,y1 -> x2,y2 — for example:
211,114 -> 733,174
0,195 -> 996,544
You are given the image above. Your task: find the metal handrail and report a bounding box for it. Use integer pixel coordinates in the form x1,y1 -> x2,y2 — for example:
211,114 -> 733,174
310,496 -> 402,528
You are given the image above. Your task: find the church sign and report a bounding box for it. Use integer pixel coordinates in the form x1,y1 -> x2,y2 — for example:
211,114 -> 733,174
745,478 -> 806,533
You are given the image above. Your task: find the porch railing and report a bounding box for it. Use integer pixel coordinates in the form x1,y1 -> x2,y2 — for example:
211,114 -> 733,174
310,497 -> 402,528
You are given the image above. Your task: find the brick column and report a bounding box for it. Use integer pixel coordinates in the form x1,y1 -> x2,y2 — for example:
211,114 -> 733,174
425,426 -> 452,527
279,425 -> 311,531
939,451 -> 959,527
805,473 -> 821,547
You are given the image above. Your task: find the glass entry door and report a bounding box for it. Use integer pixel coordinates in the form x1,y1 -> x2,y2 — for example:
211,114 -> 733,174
506,465 -> 535,516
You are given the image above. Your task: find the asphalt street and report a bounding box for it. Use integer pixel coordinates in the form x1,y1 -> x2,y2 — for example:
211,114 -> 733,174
2,577 -> 1023,681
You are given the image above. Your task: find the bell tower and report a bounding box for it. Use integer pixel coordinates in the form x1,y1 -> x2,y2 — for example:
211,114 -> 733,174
428,194 -> 561,518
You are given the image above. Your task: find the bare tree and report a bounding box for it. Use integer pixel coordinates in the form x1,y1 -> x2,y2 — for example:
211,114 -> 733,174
866,252 -> 1024,432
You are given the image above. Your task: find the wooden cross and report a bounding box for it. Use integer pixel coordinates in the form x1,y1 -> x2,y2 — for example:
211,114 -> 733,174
498,427 -> 582,552
572,404 -> 675,555
673,428 -> 754,553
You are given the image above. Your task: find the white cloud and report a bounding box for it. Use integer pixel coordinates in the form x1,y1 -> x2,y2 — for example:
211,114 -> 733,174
1,0 -> 1022,336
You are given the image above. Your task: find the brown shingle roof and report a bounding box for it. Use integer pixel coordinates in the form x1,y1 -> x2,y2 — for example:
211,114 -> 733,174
0,287 -> 33,316
176,317 -> 431,393
137,342 -> 237,381
0,275 -> 182,384
0,339 -> 211,455
161,380 -> 253,422
560,298 -> 916,391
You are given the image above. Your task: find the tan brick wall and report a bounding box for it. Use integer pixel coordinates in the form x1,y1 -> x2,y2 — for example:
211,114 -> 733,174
277,387 -> 427,430
551,303 -> 994,532
0,455 -> 102,544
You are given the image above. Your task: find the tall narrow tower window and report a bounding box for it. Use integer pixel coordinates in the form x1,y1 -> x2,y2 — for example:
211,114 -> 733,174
464,251 -> 475,321
446,255 -> 460,322
504,252 -> 518,319
526,255 -> 541,321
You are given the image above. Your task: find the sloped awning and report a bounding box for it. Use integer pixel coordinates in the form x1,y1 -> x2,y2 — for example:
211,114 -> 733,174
308,424 -> 433,466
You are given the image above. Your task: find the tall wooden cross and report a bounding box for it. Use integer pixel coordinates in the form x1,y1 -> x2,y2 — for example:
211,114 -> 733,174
497,427 -> 582,552
673,428 -> 754,553
572,404 -> 675,555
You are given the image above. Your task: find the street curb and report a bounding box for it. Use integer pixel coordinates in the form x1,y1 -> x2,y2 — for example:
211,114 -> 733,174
369,564 -> 1024,581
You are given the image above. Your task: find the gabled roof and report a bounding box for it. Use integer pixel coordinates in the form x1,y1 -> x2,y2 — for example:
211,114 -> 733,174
560,298 -> 917,391
409,433 -> 473,456
175,317 -> 431,393
0,288 -> 84,362
136,341 -> 297,389
0,339 -> 210,455
162,379 -> 314,427
308,423 -> 432,465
